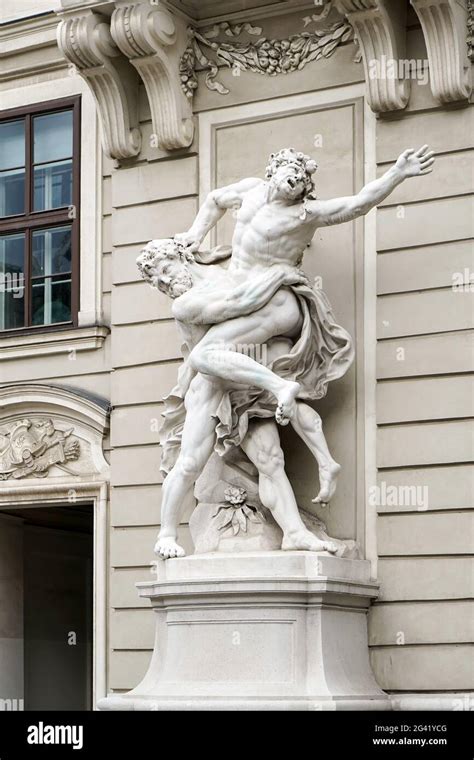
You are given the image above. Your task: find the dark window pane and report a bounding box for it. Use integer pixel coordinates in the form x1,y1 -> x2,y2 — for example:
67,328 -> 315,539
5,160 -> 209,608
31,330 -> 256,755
32,277 -> 71,326
0,168 -> 25,217
32,226 -> 72,277
0,120 -> 25,171
33,111 -> 73,164
0,232 -> 25,330
33,160 -> 72,212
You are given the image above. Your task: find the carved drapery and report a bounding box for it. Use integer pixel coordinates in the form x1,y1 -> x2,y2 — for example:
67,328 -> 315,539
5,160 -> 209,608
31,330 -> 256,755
57,11 -> 141,159
410,0 -> 472,103
111,2 -> 194,150
335,0 -> 410,112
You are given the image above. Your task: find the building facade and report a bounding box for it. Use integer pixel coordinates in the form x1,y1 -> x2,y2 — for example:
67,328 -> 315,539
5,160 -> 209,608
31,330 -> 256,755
0,0 -> 473,710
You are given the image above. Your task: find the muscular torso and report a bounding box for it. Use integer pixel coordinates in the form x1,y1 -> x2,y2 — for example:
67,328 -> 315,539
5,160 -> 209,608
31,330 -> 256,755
229,182 -> 315,274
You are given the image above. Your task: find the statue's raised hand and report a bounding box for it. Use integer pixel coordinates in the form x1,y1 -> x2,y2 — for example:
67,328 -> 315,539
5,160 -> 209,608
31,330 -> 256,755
395,145 -> 435,178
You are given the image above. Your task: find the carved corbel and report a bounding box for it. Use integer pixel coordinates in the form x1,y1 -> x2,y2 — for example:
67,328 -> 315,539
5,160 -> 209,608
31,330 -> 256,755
410,0 -> 471,103
335,0 -> 410,112
111,2 -> 194,150
57,11 -> 141,159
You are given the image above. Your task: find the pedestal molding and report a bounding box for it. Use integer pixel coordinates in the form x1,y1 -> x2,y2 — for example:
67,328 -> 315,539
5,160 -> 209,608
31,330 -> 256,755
111,2 -> 194,150
336,0 -> 409,112
57,10 -> 141,159
410,0 -> 472,103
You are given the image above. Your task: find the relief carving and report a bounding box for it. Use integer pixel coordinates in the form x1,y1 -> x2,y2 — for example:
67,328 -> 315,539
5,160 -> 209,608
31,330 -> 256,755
0,419 -> 80,480
180,5 -> 359,98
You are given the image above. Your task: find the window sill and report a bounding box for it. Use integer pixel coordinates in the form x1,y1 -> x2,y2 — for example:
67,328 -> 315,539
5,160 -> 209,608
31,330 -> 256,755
0,325 -> 109,361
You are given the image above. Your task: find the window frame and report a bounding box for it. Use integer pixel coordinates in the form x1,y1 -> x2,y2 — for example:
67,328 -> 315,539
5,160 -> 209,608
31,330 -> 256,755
0,96 -> 81,334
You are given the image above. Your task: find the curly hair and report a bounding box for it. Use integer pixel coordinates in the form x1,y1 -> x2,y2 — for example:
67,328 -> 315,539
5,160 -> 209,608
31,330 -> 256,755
136,238 -> 192,292
265,148 -> 318,198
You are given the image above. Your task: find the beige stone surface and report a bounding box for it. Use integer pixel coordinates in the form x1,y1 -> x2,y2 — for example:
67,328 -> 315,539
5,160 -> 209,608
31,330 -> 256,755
110,447 -> 163,487
377,151 -> 474,205
376,464 -> 474,512
111,363 -> 180,406
110,567 -> 157,608
378,420 -> 473,468
377,196 -> 474,251
112,157 -> 197,208
377,557 -> 474,601
376,376 -> 474,423
111,282 -> 173,325
111,321 -> 182,367
377,239 -> 474,294
108,651 -> 151,691
110,609 -> 154,650
378,289 -> 473,338
376,108 -> 474,162
369,601 -> 474,645
110,485 -> 162,527
377,512 -> 474,556
111,405 -> 163,448
370,645 -> 474,691
110,525 -> 192,567
377,331 -> 474,378
112,197 -> 198,247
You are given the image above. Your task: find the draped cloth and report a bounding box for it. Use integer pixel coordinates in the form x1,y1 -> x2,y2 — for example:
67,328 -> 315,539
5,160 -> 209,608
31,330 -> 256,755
159,279 -> 354,476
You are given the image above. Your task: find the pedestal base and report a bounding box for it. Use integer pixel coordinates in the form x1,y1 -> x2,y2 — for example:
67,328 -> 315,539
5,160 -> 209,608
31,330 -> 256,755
99,552 -> 389,711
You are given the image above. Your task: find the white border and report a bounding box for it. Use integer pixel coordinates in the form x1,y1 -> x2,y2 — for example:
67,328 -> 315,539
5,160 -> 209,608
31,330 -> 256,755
0,74 -> 103,327
198,84 -> 378,568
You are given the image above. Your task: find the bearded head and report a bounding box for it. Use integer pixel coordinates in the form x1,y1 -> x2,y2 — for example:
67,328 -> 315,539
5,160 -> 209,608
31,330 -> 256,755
137,238 -> 194,299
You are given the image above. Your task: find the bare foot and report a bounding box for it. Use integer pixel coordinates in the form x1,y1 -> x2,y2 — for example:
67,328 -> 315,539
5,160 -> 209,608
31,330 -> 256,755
282,528 -> 338,554
312,461 -> 341,506
154,536 -> 186,559
275,381 -> 300,426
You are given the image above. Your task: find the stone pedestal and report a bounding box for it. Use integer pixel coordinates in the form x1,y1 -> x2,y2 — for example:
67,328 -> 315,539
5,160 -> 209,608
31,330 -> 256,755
99,552 -> 389,711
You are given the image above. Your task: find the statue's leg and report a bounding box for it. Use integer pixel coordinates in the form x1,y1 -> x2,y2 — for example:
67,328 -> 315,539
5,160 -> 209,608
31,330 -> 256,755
155,375 -> 223,559
264,338 -> 340,504
189,289 -> 302,425
292,404 -> 341,506
241,419 -> 337,554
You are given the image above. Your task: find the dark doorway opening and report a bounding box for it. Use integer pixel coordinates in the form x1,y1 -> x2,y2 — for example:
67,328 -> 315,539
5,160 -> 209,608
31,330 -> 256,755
0,505 -> 93,710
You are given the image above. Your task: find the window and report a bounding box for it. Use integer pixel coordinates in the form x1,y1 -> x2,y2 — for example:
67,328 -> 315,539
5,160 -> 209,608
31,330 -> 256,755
0,98 -> 80,333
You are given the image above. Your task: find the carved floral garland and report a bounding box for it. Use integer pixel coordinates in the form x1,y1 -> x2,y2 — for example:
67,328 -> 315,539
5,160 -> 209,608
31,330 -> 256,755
179,11 -> 359,98
468,0 -> 474,62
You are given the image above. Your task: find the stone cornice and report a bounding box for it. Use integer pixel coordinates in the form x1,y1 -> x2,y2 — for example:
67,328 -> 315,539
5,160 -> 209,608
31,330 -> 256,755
335,0 -> 409,112
410,0 -> 472,103
57,8 -> 141,159
111,1 -> 194,150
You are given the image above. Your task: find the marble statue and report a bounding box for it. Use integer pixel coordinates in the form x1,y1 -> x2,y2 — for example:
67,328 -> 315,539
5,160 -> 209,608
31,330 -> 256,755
138,145 -> 435,559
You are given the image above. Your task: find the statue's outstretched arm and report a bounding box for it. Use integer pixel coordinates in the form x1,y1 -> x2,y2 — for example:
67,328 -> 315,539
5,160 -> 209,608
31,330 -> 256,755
176,177 -> 262,252
173,265 -> 307,326
306,145 -> 435,228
